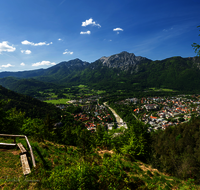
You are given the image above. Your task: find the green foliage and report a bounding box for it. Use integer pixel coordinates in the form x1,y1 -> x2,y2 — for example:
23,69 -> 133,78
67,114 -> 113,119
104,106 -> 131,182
0,85 -> 62,119
48,161 -> 99,190
0,77 -> 61,96
2,83 -> 200,189
192,26 -> 200,56
1,53 -> 200,95
150,117 -> 200,183
65,105 -> 82,114
48,153 -> 138,190
121,132 -> 147,160
1,132 -> 200,189
113,123 -> 118,129
176,134 -> 182,141
0,100 -> 25,134
77,129 -> 93,160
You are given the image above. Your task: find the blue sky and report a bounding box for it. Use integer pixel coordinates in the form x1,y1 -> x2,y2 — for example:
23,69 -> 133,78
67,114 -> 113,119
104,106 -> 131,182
0,0 -> 199,71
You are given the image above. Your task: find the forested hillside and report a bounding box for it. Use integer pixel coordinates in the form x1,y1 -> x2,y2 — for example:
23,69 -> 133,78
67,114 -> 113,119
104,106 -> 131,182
0,85 -> 62,119
0,97 -> 200,189
0,52 -> 199,96
150,117 -> 200,183
0,77 -> 63,96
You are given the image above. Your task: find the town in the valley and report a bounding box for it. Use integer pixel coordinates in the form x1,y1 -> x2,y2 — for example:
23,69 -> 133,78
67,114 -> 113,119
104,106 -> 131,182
53,94 -> 200,132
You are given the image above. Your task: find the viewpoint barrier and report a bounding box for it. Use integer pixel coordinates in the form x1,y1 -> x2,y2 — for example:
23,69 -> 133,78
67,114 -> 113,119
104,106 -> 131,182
0,134 -> 36,167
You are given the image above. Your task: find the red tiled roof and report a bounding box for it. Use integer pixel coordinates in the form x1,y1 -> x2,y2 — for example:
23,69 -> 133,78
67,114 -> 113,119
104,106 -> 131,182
150,116 -> 157,119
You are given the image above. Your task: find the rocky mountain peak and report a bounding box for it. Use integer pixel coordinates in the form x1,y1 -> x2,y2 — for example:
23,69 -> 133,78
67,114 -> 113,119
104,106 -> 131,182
99,51 -> 150,71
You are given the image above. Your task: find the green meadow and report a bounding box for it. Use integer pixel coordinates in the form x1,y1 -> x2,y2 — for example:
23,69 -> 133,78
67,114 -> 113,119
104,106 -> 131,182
44,98 -> 70,104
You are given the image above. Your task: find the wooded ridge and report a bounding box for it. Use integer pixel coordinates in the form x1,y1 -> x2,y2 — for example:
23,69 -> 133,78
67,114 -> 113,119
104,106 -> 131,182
0,52 -> 199,95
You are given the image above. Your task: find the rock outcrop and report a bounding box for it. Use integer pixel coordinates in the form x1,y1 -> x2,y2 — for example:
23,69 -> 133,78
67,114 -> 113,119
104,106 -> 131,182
99,51 -> 151,71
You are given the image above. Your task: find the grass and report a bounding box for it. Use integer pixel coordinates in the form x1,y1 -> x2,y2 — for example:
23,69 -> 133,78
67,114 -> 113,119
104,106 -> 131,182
44,98 -> 70,104
0,137 -> 31,188
0,149 -> 22,178
0,138 -> 200,189
97,90 -> 106,94
149,87 -> 176,92
162,88 -> 175,92
77,84 -> 87,88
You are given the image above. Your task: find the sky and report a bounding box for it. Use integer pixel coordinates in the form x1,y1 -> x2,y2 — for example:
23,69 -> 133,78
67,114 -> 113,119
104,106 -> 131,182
0,0 -> 199,71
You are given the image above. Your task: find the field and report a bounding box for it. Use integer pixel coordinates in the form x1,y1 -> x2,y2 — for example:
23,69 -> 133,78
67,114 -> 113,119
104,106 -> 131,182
149,87 -> 175,92
44,98 -> 70,104
40,84 -> 107,105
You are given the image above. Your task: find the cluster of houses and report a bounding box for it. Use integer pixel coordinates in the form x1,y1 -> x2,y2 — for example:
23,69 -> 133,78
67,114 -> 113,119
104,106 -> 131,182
117,95 -> 200,131
72,104 -> 114,132
55,94 -> 200,133
132,95 -> 200,131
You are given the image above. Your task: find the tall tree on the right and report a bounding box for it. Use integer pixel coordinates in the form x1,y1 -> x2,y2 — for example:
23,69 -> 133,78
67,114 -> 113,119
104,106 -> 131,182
192,26 -> 200,56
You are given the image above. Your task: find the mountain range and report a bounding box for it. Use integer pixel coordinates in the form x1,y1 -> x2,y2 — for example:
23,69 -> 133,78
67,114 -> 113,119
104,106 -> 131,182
0,51 -> 199,95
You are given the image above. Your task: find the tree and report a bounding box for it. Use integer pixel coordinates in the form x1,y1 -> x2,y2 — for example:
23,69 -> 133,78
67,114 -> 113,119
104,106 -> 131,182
0,100 -> 25,134
192,26 -> 200,56
113,123 -> 118,129
77,129 -> 93,160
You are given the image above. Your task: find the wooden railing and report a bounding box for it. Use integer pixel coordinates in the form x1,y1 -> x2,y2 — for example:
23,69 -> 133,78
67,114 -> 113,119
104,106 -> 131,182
0,134 -> 36,167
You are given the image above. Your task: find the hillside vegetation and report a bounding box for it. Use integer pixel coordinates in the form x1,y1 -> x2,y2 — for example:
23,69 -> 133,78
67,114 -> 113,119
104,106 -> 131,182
0,52 -> 199,96
1,95 -> 200,189
0,85 -> 61,119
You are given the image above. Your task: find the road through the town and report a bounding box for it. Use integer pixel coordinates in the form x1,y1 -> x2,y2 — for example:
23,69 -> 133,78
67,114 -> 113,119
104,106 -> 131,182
103,102 -> 123,123
103,102 -> 128,129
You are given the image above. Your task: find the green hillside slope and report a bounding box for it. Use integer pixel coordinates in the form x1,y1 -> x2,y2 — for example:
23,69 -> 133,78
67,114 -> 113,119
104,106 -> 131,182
0,85 -> 62,119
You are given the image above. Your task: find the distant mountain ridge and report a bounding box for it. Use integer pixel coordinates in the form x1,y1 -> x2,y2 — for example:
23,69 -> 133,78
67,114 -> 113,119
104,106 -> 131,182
0,51 -> 199,94
0,68 -> 45,79
0,59 -> 89,80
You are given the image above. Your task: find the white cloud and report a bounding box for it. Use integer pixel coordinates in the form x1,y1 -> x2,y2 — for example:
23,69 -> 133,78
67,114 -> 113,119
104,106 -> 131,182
113,28 -> 123,32
58,38 -> 62,41
1,63 -> 14,68
21,40 -> 53,46
20,62 -> 25,66
63,49 -> 73,55
32,61 -> 56,67
80,31 -> 91,35
21,50 -> 31,54
0,41 -> 16,54
82,18 -> 101,27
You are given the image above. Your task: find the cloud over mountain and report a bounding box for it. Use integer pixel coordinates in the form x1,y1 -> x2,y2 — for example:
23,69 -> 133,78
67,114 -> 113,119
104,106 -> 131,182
32,61 -> 56,67
63,49 -> 73,55
1,63 -> 14,68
